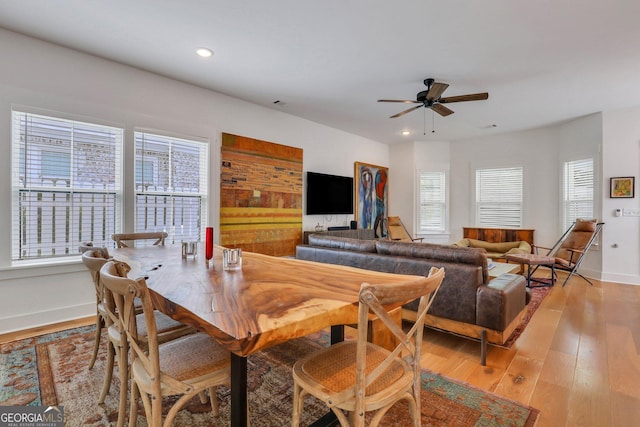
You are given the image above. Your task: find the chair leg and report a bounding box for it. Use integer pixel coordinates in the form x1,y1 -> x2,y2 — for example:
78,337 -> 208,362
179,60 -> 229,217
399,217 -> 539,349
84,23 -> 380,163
209,387 -> 220,417
116,342 -> 128,427
128,382 -> 140,427
98,341 -> 115,404
291,382 -> 303,427
151,392 -> 163,427
89,315 -> 103,370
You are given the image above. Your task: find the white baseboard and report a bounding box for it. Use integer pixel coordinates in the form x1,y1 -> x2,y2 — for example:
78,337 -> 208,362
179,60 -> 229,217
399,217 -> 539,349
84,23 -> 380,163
0,303 -> 94,335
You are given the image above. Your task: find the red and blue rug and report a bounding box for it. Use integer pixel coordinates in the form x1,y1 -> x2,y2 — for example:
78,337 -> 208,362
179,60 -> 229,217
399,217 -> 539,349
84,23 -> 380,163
1,326 -> 539,426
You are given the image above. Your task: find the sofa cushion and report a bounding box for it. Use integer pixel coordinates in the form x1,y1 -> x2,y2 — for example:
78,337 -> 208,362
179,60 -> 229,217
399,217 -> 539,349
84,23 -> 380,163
307,235 -> 377,253
376,240 -> 487,267
453,238 -> 531,258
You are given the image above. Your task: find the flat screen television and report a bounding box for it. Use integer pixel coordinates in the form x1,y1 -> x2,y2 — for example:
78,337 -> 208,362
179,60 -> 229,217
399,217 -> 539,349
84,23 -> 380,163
306,171 -> 354,215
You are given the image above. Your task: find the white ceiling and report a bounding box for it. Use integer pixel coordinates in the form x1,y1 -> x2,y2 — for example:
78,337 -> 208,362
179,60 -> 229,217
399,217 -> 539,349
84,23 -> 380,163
1,1 -> 640,144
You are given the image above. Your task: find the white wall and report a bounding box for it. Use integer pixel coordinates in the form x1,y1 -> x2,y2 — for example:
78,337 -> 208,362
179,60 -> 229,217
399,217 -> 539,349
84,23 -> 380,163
450,126 -> 560,246
0,29 -> 389,333
601,107 -> 640,284
397,116 -> 614,282
389,140 -> 451,244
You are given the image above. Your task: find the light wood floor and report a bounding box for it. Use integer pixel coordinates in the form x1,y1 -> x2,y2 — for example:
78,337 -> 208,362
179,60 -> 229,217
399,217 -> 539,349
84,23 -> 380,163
2,272 -> 639,426
418,272 -> 640,427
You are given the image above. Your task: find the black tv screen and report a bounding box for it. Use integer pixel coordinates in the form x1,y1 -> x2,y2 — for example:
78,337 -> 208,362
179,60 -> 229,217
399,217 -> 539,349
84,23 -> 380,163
306,171 -> 354,215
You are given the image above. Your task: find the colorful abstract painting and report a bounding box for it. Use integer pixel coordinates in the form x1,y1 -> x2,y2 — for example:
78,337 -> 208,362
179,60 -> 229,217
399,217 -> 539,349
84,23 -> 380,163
354,161 -> 388,237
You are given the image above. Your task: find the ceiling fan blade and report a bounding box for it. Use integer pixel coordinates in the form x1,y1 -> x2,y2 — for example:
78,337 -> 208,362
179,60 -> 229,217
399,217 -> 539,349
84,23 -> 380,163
378,99 -> 420,104
426,82 -> 449,101
431,103 -> 454,117
390,104 -> 423,118
439,92 -> 489,104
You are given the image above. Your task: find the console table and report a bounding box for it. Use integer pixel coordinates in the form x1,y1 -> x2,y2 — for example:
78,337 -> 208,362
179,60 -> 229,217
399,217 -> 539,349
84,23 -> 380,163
302,228 -> 376,244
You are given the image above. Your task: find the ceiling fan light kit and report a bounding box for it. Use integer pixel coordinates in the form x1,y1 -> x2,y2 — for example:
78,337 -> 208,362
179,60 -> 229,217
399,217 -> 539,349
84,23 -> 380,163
378,78 -> 489,118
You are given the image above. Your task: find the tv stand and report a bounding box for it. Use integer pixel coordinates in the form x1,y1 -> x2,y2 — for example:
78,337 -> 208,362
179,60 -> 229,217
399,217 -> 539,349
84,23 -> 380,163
302,228 -> 376,244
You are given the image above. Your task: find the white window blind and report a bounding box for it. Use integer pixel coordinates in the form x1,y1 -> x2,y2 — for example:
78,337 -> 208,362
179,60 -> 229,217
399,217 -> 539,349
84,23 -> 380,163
11,111 -> 122,260
563,158 -> 593,230
475,166 -> 523,228
418,171 -> 446,233
135,132 -> 208,244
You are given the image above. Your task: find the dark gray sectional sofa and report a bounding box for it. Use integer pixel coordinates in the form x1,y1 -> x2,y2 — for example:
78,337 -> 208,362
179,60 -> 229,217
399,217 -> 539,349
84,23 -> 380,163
296,234 -> 529,364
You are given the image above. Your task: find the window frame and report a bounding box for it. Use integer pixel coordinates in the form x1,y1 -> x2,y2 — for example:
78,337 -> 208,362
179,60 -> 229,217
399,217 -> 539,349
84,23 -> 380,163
474,165 -> 524,228
562,157 -> 594,230
416,170 -> 447,234
134,130 -> 209,244
11,109 -> 123,262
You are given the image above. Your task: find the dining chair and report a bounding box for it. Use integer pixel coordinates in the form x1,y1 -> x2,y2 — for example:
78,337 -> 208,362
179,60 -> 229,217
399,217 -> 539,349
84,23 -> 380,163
78,244 -> 111,371
111,231 -> 168,248
100,260 -> 231,427
291,267 -> 445,427
82,252 -> 194,427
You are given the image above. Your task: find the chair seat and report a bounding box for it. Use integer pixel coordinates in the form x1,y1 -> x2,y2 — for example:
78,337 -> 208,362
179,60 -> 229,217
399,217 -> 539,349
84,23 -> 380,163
132,333 -> 230,393
293,341 -> 413,410
505,253 -> 555,266
107,311 -> 193,346
137,311 -> 189,337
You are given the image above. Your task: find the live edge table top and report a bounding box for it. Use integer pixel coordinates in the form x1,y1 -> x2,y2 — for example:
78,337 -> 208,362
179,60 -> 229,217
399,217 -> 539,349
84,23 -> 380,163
112,245 -> 422,357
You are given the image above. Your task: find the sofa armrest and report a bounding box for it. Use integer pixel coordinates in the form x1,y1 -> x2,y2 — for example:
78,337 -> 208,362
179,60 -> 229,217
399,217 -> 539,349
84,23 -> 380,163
476,273 -> 527,331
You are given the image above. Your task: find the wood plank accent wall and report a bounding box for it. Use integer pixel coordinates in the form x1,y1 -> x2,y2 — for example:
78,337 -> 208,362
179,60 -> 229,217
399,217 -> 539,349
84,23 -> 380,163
220,133 -> 303,256
463,227 -> 535,247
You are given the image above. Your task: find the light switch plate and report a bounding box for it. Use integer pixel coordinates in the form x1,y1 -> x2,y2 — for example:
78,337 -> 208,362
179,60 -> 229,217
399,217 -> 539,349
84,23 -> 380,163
622,208 -> 640,216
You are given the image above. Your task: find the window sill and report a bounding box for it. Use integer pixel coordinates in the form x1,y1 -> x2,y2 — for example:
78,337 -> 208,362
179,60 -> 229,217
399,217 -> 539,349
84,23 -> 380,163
0,257 -> 85,281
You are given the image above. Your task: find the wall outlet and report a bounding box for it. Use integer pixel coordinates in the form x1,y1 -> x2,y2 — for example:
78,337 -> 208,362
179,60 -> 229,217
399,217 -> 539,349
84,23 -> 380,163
622,208 -> 640,217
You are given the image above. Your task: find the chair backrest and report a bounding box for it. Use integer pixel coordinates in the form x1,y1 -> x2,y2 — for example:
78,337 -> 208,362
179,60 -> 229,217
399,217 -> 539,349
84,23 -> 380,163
81,249 -> 112,302
79,242 -> 110,258
351,267 -> 445,417
554,219 -> 603,265
100,260 -> 167,395
111,232 -> 168,248
386,216 -> 412,241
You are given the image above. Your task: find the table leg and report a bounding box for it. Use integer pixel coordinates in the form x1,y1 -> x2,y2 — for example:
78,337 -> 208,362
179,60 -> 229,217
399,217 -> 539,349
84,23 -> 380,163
230,353 -> 248,427
231,327 -> 344,427
330,324 -> 344,344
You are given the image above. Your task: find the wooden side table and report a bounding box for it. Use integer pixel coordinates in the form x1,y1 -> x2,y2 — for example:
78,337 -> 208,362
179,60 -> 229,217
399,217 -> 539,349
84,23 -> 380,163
505,253 -> 555,287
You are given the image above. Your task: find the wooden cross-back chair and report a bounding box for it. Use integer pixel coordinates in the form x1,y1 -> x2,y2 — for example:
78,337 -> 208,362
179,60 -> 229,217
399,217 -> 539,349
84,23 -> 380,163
111,231 -> 168,248
291,267 -> 445,427
533,218 -> 604,287
78,245 -> 111,371
82,253 -> 193,427
99,260 -> 230,427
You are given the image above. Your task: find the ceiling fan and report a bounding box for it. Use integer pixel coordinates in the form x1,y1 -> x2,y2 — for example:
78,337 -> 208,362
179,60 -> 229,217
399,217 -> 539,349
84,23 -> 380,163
378,78 -> 489,118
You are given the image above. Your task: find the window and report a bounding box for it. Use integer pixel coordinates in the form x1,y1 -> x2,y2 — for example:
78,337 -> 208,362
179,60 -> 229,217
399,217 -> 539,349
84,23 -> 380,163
135,132 -> 208,243
417,171 -> 446,233
12,111 -> 123,260
475,166 -> 523,228
563,158 -> 593,230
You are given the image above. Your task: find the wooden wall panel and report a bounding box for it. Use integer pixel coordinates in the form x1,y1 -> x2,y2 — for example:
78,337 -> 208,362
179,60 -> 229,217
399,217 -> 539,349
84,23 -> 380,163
220,133 -> 303,256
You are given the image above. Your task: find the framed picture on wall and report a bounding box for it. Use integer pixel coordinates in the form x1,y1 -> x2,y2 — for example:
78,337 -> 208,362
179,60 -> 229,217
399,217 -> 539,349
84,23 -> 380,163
354,162 -> 388,237
610,176 -> 635,198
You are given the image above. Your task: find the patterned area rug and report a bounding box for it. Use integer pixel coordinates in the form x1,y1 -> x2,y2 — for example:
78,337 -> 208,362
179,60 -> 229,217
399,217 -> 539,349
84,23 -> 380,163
1,326 -> 539,426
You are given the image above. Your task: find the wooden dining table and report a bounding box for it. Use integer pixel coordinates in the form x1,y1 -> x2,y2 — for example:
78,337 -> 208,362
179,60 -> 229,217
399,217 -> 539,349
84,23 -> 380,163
112,244 -> 423,427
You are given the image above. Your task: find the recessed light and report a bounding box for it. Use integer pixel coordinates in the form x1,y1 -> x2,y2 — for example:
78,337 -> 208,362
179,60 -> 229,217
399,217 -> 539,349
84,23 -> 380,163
196,48 -> 213,58
402,131 -> 411,136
